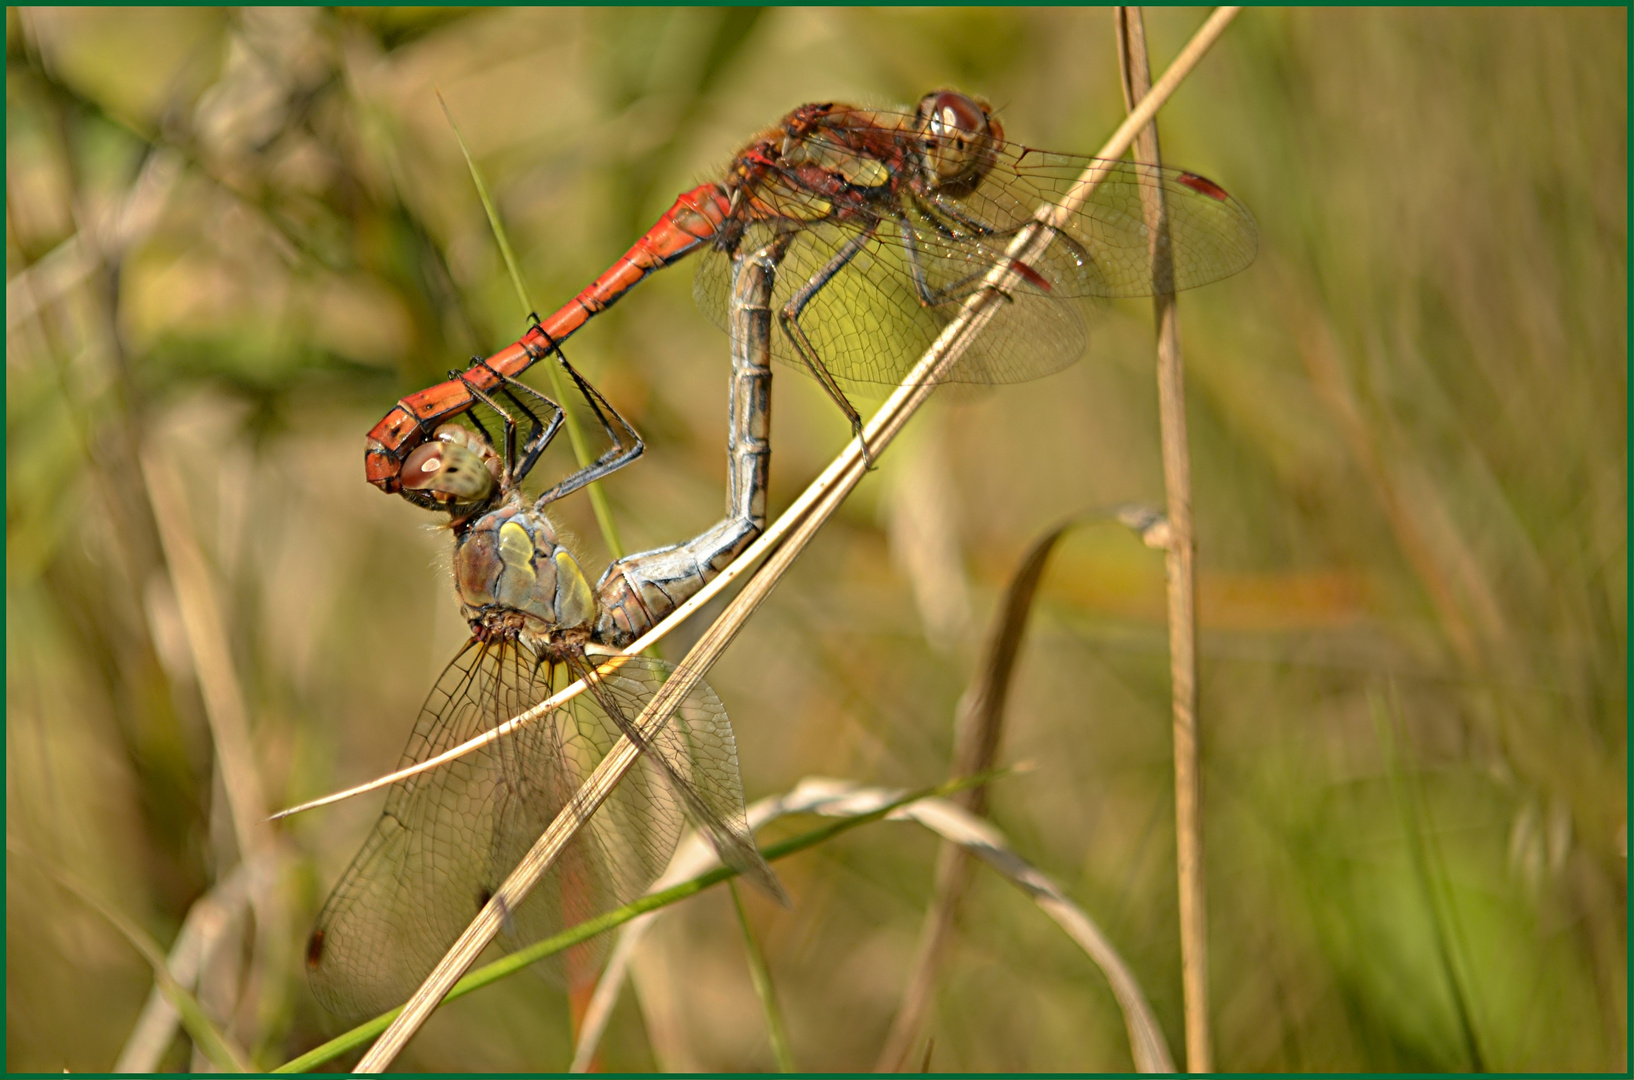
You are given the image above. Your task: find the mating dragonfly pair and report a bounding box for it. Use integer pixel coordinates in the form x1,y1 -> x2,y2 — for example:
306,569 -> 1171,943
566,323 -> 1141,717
307,89 -> 1258,1019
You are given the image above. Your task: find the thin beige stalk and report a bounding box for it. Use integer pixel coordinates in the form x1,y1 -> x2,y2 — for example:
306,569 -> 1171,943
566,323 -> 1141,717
12,846 -> 254,1072
141,447 -> 271,857
115,861 -> 263,1071
876,8 -> 1238,1071
353,13 -> 1240,1067
1116,7 -> 1211,1071
142,446 -> 291,1069
875,508 -> 1168,1071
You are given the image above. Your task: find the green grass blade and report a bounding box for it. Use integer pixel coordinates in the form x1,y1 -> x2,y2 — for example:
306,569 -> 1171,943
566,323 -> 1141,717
435,89 -> 625,558
1372,685 -> 1487,1070
731,880 -> 796,1071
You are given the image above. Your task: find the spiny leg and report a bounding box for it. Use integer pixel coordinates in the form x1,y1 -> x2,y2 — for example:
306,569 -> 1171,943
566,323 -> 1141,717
896,195 -> 1013,308
455,359 -> 566,486
896,201 -> 986,307
521,329 -> 647,508
593,240 -> 783,647
776,223 -> 877,453
451,361 -> 502,455
491,365 -> 568,486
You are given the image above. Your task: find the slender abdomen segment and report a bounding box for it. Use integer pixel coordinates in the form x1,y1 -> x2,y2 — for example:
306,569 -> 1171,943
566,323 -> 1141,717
366,183 -> 732,492
726,242 -> 777,527
593,241 -> 780,646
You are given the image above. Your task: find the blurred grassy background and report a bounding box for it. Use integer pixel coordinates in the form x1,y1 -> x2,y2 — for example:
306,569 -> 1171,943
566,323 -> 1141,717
6,6 -> 1625,1072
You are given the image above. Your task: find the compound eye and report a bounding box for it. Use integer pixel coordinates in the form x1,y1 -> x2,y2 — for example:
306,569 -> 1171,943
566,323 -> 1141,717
402,440 -> 497,504
916,90 -> 995,185
925,91 -> 986,141
402,441 -> 447,489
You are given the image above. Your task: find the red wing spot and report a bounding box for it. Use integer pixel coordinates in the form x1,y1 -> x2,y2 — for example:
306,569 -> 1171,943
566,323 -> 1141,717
1177,172 -> 1230,201
306,929 -> 325,970
1008,259 -> 1053,293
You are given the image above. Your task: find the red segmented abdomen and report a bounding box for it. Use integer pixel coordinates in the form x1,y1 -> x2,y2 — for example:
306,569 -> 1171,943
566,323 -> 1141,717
364,183 -> 732,492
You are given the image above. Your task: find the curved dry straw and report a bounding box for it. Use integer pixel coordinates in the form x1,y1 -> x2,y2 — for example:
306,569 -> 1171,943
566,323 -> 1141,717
875,502 -> 1173,1069
333,9 -> 1242,1068
571,778 -> 1177,1073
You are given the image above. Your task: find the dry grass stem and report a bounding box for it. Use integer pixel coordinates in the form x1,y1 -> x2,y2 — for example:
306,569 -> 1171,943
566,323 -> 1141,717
884,421 -> 975,654
140,446 -> 271,855
14,8 -> 1621,1074
114,860 -> 260,1071
140,445 -> 293,1069
282,779 -> 978,1072
877,6 -> 1238,1067
876,502 -> 1170,1069
352,13 -> 1240,1067
6,147 -> 181,330
270,6 -> 1243,827
1116,7 -> 1210,1070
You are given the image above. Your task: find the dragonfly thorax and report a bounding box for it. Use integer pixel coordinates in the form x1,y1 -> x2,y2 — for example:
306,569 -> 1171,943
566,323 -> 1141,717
454,500 -> 597,650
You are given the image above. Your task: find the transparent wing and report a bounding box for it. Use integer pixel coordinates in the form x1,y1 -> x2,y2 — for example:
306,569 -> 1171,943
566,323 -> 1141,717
695,116 -> 1255,391
306,639 -> 685,1020
571,653 -> 786,903
695,219 -> 1087,392
785,110 -> 1260,298
930,146 -> 1260,298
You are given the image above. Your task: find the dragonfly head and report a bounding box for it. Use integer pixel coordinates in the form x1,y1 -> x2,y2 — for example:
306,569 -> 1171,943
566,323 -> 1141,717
400,424 -> 504,517
914,90 -> 1003,193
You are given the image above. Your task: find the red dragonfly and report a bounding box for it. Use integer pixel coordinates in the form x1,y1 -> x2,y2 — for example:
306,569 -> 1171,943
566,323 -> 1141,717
365,88 -> 1256,502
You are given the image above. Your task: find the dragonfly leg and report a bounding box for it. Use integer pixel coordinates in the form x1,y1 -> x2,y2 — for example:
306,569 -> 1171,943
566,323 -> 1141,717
592,242 -> 782,647
487,362 -> 569,487
895,199 -> 1011,309
776,224 -> 878,452
503,376 -> 568,487
924,192 -> 1094,276
917,189 -> 1000,241
455,358 -> 567,488
392,374 -> 533,515
447,365 -> 501,454
526,330 -> 647,508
